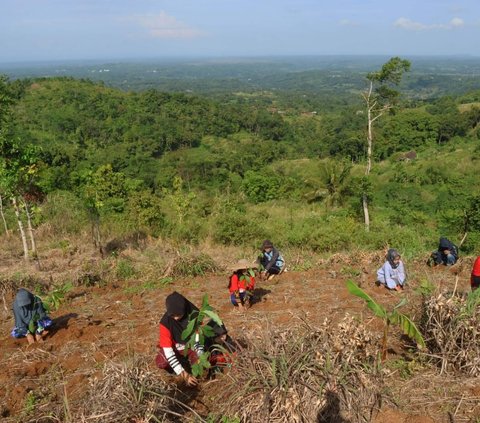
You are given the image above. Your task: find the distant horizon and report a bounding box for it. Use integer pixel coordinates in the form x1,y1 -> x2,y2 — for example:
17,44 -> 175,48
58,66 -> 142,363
1,53 -> 480,69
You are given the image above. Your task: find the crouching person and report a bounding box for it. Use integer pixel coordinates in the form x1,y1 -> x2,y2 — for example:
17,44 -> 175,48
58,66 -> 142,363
258,239 -> 285,281
11,288 -> 52,344
156,291 -> 204,386
377,249 -> 406,292
228,259 -> 256,311
429,237 -> 459,266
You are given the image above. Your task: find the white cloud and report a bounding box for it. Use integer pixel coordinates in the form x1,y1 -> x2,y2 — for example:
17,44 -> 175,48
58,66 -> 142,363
450,17 -> 464,28
339,19 -> 359,27
394,17 -> 427,30
394,17 -> 464,31
131,12 -> 205,39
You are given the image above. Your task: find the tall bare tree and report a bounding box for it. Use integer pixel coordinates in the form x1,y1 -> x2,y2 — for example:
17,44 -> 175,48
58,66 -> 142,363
0,193 -> 9,235
361,57 -> 410,231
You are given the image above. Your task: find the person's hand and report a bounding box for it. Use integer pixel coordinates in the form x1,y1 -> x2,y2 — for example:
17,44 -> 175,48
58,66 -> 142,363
181,371 -> 198,386
395,285 -> 402,292
35,332 -> 45,343
26,333 -> 35,345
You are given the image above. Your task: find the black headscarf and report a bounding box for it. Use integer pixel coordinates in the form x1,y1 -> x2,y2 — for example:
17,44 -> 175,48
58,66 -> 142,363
438,237 -> 454,252
160,292 -> 199,344
386,249 -> 401,269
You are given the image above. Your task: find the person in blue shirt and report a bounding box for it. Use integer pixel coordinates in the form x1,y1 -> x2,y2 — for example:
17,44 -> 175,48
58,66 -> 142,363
377,249 -> 406,291
258,240 -> 285,281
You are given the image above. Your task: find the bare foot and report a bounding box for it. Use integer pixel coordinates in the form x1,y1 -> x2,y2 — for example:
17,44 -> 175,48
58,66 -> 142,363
26,333 -> 35,345
35,332 -> 45,343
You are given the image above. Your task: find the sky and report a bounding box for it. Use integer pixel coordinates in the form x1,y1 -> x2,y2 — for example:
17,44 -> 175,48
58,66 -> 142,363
0,0 -> 479,63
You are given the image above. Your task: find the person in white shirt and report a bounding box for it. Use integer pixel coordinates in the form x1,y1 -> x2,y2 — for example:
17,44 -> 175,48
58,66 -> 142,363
377,249 -> 406,292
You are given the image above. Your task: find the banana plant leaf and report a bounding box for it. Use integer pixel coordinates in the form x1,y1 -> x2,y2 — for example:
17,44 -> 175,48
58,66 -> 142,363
346,280 -> 387,319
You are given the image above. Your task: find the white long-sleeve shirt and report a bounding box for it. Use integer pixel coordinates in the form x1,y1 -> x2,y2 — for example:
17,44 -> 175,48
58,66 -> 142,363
377,261 -> 406,290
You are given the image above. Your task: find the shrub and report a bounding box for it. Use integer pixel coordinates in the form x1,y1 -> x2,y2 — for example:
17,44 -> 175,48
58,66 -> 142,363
242,170 -> 281,203
115,259 -> 136,280
213,210 -> 264,245
41,191 -> 89,235
168,252 -> 219,278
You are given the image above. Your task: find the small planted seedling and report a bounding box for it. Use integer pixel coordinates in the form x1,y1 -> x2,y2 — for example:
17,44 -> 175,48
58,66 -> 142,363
181,294 -> 223,377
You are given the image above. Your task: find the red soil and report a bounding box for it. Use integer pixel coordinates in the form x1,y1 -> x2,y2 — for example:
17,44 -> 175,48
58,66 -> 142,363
0,260 -> 478,421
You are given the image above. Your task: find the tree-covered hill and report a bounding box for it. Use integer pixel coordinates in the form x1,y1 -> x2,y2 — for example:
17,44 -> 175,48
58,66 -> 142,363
1,69 -> 480,259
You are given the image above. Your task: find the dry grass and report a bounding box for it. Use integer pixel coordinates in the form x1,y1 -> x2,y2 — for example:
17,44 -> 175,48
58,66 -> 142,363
213,315 -> 387,423
76,356 -> 195,423
422,289 -> 480,377
163,252 -> 220,278
385,370 -> 480,422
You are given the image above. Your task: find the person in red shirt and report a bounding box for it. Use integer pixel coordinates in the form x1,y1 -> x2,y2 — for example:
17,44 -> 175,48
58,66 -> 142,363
228,259 -> 256,311
156,292 -> 203,386
471,256 -> 480,291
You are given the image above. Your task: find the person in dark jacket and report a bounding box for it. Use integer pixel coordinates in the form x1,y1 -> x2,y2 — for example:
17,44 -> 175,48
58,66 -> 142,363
156,292 -> 204,386
429,237 -> 458,266
257,240 -> 285,281
11,288 -> 52,344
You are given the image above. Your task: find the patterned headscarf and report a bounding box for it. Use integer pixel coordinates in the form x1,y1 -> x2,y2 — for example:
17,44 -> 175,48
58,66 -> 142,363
386,249 -> 401,269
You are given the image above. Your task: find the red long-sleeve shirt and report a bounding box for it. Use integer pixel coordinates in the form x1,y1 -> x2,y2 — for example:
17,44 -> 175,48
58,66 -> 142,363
157,320 -> 203,375
471,256 -> 480,286
228,273 -> 255,294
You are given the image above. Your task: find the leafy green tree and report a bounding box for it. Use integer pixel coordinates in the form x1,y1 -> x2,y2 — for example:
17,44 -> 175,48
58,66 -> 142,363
381,109 -> 439,154
242,170 -> 280,203
162,175 -> 196,225
0,76 -> 43,260
318,159 -> 352,209
361,57 -> 410,230
126,190 -> 165,236
80,164 -> 128,254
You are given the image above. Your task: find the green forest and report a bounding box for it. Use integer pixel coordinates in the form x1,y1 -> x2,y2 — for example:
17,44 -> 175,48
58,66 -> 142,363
2,56 -> 480,260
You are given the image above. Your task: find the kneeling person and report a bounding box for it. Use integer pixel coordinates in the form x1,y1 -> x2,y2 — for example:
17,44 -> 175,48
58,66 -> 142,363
11,288 -> 52,344
377,249 -> 406,292
156,291 -> 204,386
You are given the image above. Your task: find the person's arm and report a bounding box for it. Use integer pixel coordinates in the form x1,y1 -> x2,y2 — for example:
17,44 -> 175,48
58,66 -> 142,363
158,324 -> 185,376
264,249 -> 280,272
229,274 -> 240,302
33,297 -> 48,319
397,262 -> 406,284
383,263 -> 398,290
246,275 -> 255,291
193,331 -> 205,355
